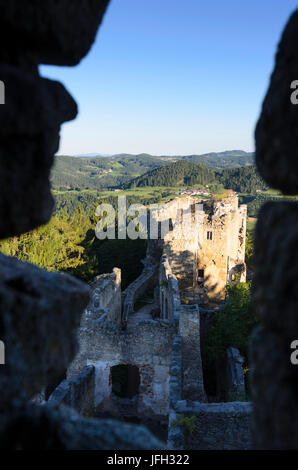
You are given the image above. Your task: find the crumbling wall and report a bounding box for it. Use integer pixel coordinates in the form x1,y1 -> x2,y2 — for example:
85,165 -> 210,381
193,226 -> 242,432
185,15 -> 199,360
155,195 -> 246,301
88,268 -> 121,324
153,197 -> 201,291
179,305 -> 207,402
159,255 -> 181,321
68,314 -> 176,418
49,366 -> 95,417
173,400 -> 252,450
225,347 -> 246,401
167,335 -> 184,450
167,332 -> 251,450
122,262 -> 157,327
198,195 -> 247,300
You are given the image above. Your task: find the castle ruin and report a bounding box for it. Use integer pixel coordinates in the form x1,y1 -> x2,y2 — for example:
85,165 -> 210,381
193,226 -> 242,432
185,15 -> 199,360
2,0 -> 297,451
49,193 -> 251,449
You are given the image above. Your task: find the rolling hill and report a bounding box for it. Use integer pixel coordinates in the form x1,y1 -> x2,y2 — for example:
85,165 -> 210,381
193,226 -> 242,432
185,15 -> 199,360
51,154 -> 169,190
181,150 -> 254,169
124,160 -> 216,188
50,150 -> 255,191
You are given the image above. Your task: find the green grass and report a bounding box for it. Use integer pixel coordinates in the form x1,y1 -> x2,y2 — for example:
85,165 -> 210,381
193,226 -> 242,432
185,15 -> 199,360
247,217 -> 257,232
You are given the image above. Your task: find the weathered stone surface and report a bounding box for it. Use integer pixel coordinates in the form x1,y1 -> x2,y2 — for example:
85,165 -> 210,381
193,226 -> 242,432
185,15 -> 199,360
225,347 -> 245,401
89,268 -> 122,324
173,400 -> 252,450
167,409 -> 184,450
122,260 -> 158,328
0,65 -> 77,135
250,326 -> 298,449
252,201 -> 298,337
0,253 -> 90,402
0,403 -> 163,450
255,10 -> 298,194
0,0 -> 110,66
0,65 -> 77,238
179,306 -> 207,402
156,194 -> 246,301
169,335 -> 183,404
49,366 -> 95,418
68,310 -> 176,418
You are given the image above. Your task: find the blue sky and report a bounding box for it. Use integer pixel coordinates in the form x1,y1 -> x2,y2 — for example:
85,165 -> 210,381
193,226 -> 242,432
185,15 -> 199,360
41,0 -> 298,156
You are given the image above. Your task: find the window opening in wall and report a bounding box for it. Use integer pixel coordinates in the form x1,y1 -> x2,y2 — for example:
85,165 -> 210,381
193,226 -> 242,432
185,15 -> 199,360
198,269 -> 205,285
111,364 -> 140,398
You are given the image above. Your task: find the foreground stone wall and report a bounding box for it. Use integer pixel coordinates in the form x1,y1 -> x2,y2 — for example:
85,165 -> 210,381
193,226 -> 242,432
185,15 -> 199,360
251,8 -> 298,450
0,0 -> 163,450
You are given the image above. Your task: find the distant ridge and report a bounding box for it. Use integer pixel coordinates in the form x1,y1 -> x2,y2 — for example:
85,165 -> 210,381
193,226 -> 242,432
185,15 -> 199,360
124,160 -> 216,188
71,150 -> 254,167
74,153 -> 113,157
52,150 -> 254,191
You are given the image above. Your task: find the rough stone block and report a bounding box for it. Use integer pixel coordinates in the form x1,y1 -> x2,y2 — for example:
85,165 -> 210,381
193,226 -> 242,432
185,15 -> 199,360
0,65 -> 77,237
0,403 -> 163,450
250,326 -> 298,449
252,201 -> 298,337
255,9 -> 298,194
0,0 -> 110,66
0,253 -> 90,403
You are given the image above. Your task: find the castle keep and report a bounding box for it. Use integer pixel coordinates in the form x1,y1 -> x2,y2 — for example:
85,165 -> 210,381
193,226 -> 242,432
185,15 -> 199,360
155,193 -> 247,304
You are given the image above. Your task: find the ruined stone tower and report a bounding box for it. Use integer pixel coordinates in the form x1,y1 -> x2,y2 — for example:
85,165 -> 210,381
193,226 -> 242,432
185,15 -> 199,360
155,193 -> 246,303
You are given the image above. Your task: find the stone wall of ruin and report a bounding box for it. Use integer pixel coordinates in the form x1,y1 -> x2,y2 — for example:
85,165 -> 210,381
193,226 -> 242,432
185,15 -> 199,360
167,335 -> 184,450
179,305 -> 207,402
155,194 -> 246,301
159,255 -> 181,321
159,197 -> 201,291
122,261 -> 158,327
173,400 -> 252,450
197,197 -> 247,300
68,311 -> 176,418
88,268 -> 122,324
49,365 -> 95,417
167,326 -> 251,450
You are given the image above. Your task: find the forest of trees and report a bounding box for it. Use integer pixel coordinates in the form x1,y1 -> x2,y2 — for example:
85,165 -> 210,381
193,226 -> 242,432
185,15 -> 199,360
218,166 -> 267,194
245,193 -> 297,217
181,150 -> 253,169
51,151 -> 255,192
124,160 -> 267,195
0,206 -> 146,289
125,160 -> 216,188
54,191 -> 164,215
51,154 -> 169,190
